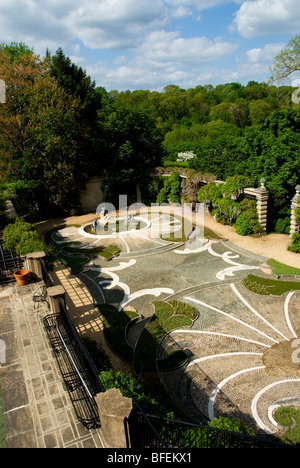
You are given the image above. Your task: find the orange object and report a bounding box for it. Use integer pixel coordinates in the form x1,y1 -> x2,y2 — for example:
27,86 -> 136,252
14,269 -> 30,286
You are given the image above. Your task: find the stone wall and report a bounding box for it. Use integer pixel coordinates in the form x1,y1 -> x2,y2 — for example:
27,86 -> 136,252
80,177 -> 106,213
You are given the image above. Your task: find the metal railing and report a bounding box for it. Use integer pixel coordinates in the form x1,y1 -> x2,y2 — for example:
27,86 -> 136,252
125,399 -> 168,449
0,237 -> 25,285
43,310 -> 105,429
145,414 -> 294,449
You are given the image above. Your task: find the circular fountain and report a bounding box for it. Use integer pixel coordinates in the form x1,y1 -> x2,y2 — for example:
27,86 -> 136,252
79,214 -> 151,239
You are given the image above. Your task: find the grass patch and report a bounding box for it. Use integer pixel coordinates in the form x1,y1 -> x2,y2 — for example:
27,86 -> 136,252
274,407 -> 300,446
204,226 -> 222,239
97,304 -> 138,362
43,226 -> 120,273
267,259 -> 300,276
63,244 -> 120,259
157,350 -> 188,370
244,274 -> 300,296
134,300 -> 198,372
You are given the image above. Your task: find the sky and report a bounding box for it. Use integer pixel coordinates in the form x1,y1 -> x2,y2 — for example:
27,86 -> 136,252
0,0 -> 299,92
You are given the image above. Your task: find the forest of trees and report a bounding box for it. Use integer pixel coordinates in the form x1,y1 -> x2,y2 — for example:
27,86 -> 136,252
0,41 -> 299,237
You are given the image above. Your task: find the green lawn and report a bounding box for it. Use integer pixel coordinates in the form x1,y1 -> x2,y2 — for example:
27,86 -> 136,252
43,226 -> 121,273
268,259 -> 300,276
244,274 -> 300,296
274,407 -> 300,446
134,300 -> 198,372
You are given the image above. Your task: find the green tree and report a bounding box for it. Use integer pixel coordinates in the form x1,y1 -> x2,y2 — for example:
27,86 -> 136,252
198,182 -> 223,208
233,108 -> 300,229
0,43 -> 86,217
98,103 -> 164,204
249,100 -> 272,126
49,48 -> 96,104
270,35 -> 300,82
169,171 -> 181,203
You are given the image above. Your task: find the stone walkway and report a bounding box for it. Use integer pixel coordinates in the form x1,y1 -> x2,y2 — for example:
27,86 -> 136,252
0,280 -> 105,448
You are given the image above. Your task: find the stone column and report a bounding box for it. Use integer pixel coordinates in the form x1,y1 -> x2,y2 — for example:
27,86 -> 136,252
95,388 -> 133,448
26,251 -> 46,281
256,179 -> 269,233
244,179 -> 269,233
290,185 -> 300,237
47,285 -> 66,314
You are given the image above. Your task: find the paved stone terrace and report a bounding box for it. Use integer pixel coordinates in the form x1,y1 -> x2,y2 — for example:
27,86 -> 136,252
0,281 -> 105,448
1,209 -> 300,447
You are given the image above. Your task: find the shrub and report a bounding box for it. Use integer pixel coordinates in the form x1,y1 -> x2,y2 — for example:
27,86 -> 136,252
235,199 -> 262,236
15,231 -> 45,256
296,200 -> 300,224
289,233 -> 300,253
208,416 -> 255,437
99,369 -> 175,418
235,212 -> 253,236
3,218 -> 34,250
3,218 -> 47,255
274,217 -> 290,234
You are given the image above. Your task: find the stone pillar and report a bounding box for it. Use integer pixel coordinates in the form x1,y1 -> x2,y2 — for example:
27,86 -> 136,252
290,185 -> 300,237
95,388 -> 133,448
244,179 -> 269,233
47,285 -> 66,314
26,251 -> 46,280
256,179 -> 269,233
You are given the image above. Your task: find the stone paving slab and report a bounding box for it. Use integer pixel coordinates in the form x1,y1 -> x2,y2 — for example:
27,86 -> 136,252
0,282 -> 105,448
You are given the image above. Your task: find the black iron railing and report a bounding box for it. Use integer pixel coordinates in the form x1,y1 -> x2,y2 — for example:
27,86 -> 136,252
43,307 -> 105,430
125,399 -> 168,449
0,238 -> 25,285
146,414 -> 293,449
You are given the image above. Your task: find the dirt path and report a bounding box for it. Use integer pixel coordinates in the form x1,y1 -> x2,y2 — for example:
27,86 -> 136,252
202,212 -> 299,268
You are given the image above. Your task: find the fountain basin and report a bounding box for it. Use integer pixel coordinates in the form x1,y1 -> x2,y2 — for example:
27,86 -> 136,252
79,216 -> 151,238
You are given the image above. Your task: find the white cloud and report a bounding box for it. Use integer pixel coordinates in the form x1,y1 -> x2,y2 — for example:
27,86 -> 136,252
0,0 -> 168,52
0,0 -> 290,91
137,30 -> 238,67
68,0 -> 168,49
247,43 -> 285,63
234,0 -> 300,38
85,29 -> 238,91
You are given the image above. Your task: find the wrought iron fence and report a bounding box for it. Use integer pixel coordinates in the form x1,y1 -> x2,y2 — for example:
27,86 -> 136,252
43,309 -> 105,429
125,399 -> 168,449
145,414 -> 293,449
0,237 -> 25,285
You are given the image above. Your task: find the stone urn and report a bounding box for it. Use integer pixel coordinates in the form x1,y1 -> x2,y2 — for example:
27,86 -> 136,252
14,269 -> 30,286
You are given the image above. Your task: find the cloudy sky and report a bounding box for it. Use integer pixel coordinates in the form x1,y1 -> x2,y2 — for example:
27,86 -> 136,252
0,0 -> 299,91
